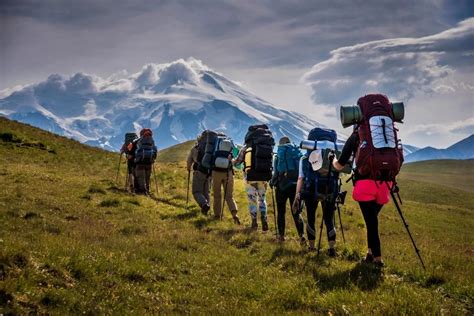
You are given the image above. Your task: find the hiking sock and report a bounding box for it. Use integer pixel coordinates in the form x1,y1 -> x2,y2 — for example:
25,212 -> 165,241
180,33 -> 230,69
261,217 -> 269,232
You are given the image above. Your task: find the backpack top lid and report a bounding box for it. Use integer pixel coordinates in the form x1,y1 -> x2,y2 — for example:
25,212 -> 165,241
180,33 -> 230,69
140,128 -> 153,137
308,127 -> 337,143
244,124 -> 274,145
357,94 -> 391,118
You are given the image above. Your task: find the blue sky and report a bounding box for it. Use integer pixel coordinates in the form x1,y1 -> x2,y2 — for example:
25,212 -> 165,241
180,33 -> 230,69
1,0 -> 473,147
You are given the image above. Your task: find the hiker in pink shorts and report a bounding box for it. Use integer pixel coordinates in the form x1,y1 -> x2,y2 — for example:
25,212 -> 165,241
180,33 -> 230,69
332,131 -> 390,267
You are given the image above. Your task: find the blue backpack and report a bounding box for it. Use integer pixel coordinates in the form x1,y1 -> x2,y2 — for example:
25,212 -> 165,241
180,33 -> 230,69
134,135 -> 157,164
276,143 -> 301,175
302,128 -> 339,201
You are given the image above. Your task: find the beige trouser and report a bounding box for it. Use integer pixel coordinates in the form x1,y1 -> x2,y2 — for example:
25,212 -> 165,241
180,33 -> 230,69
212,170 -> 238,218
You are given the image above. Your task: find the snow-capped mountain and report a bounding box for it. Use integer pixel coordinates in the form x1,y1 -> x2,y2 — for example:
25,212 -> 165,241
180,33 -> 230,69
0,58 -> 324,151
402,144 -> 420,156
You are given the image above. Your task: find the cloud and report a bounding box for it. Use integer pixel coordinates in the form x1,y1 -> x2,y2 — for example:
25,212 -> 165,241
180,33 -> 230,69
402,117 -> 474,148
409,117 -> 474,136
302,18 -> 474,105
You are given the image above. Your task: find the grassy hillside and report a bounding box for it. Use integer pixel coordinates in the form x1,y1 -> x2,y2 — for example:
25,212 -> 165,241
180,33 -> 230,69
400,159 -> 474,193
156,140 -> 194,163
0,117 -> 473,314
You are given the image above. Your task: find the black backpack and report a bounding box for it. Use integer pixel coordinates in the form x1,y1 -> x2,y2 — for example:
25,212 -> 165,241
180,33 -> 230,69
134,135 -> 157,164
244,124 -> 275,181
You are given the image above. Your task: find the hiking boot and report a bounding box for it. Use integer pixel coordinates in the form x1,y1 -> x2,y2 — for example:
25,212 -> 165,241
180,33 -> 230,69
299,236 -> 307,247
261,219 -> 269,232
278,235 -> 285,242
328,248 -> 337,258
251,218 -> 258,230
201,203 -> 210,215
363,253 -> 374,264
232,215 -> 241,225
373,260 -> 385,268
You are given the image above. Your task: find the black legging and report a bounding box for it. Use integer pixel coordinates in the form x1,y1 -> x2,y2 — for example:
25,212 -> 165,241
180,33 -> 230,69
276,185 -> 304,237
359,201 -> 384,257
304,197 -> 336,242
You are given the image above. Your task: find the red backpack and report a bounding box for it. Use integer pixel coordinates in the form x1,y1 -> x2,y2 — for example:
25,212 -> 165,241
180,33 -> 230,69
355,94 -> 404,181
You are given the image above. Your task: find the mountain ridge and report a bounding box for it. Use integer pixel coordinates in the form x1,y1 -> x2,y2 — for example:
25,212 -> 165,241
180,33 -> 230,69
405,134 -> 474,162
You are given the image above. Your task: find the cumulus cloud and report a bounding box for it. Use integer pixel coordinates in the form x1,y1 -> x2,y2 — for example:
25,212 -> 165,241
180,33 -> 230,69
302,18 -> 474,106
408,117 -> 474,136
402,117 -> 474,148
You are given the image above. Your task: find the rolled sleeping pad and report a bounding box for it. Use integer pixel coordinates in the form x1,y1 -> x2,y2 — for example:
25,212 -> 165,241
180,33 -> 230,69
391,102 -> 405,123
340,105 -> 362,128
300,140 -> 317,150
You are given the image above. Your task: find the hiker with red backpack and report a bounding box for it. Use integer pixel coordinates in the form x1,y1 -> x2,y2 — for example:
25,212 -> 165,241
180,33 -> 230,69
128,128 -> 158,195
332,94 -> 405,267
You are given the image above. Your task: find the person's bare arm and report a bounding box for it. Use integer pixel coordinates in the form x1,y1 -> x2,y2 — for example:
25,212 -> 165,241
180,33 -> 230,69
332,159 -> 345,172
292,177 -> 304,214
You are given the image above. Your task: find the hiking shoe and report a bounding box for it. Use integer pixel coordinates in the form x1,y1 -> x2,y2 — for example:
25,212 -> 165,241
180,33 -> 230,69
251,218 -> 258,230
328,248 -> 337,258
374,260 -> 385,268
299,236 -> 307,247
261,219 -> 269,232
201,203 -> 210,215
363,253 -> 374,264
278,235 -> 286,242
233,215 -> 241,225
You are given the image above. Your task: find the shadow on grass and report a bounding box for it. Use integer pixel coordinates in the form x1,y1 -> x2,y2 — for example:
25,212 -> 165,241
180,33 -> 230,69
312,262 -> 383,292
268,247 -> 304,264
192,217 -> 216,229
152,196 -> 186,209
160,208 -> 200,221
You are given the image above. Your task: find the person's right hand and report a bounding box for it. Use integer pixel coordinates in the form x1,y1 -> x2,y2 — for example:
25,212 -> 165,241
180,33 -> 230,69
292,194 -> 300,214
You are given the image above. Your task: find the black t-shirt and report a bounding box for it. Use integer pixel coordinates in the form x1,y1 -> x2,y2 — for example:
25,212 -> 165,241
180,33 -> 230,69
338,132 -> 358,166
338,132 -> 370,181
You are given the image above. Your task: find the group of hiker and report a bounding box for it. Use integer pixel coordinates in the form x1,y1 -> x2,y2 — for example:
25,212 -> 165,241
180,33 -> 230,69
119,94 -> 422,268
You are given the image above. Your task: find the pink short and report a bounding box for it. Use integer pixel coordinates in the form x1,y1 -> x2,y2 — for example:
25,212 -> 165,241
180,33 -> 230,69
352,180 -> 392,205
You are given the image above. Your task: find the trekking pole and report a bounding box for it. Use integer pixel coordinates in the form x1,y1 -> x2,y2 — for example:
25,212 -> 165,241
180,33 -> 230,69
221,172 -> 229,220
271,187 -> 278,237
125,171 -> 129,191
390,185 -> 426,270
115,153 -> 123,185
152,163 -> 159,197
186,170 -> 191,210
316,209 -> 324,256
336,181 -> 347,243
336,203 -> 346,244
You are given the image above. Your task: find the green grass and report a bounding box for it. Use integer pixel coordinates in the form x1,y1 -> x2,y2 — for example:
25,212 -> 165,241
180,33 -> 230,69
400,159 -> 474,193
0,117 -> 473,314
156,140 -> 194,163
